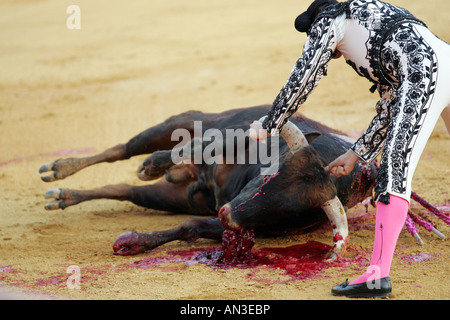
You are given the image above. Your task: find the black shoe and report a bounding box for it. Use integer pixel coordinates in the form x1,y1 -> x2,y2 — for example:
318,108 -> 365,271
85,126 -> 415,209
331,277 -> 392,298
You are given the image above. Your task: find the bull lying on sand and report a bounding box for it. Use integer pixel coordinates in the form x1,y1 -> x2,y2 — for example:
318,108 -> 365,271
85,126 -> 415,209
39,104 -> 433,260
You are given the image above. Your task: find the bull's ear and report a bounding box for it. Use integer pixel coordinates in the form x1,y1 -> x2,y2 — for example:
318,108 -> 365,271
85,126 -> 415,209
305,132 -> 321,144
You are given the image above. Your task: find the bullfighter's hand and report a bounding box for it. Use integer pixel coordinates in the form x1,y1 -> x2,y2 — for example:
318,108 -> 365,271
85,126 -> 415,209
327,149 -> 360,177
249,120 -> 269,143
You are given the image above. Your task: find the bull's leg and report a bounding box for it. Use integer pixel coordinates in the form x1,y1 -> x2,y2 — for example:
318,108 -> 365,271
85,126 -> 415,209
44,180 -> 211,215
39,110 -> 213,182
321,196 -> 349,262
113,218 -> 224,255
39,144 -> 127,182
44,184 -> 136,210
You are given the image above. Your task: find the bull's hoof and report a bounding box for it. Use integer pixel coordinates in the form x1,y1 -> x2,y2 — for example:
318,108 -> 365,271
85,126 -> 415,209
39,158 -> 85,182
137,152 -> 174,181
44,189 -> 63,210
113,231 -> 149,256
137,162 -> 166,181
44,188 -> 78,210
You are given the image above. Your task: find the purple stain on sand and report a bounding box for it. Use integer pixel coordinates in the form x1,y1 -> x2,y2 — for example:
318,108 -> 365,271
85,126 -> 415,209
0,265 -> 15,274
401,253 -> 441,262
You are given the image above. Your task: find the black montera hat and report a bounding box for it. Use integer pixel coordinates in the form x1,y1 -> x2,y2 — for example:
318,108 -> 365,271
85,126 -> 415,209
294,0 -> 338,33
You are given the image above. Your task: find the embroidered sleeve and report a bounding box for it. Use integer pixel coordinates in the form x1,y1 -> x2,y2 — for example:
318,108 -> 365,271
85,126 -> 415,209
262,17 -> 338,134
351,86 -> 396,163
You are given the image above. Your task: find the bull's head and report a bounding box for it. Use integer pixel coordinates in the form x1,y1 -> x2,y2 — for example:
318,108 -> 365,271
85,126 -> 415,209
218,118 -> 348,261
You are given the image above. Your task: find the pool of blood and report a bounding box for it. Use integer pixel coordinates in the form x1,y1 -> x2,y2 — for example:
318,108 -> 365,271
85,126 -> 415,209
130,228 -> 353,283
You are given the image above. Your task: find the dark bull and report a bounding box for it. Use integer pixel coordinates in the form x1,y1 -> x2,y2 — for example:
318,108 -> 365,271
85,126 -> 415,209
40,105 -> 378,261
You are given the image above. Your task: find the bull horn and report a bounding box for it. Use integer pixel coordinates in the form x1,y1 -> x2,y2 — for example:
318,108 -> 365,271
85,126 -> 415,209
321,196 -> 349,262
257,116 -> 311,153
259,118 -> 309,154
280,120 -> 310,153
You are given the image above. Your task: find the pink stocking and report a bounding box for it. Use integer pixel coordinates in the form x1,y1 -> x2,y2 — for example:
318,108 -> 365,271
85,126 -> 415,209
349,195 -> 409,285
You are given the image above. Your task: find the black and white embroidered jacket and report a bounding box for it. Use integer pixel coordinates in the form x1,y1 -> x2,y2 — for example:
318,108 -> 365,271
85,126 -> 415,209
262,0 -> 425,163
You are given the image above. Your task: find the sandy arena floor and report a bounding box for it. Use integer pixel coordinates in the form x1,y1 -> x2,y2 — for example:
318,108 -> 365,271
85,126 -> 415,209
0,0 -> 448,300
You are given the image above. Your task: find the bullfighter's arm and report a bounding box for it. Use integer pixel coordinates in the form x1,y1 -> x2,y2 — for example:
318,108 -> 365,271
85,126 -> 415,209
350,85 -> 396,163
262,17 -> 339,134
